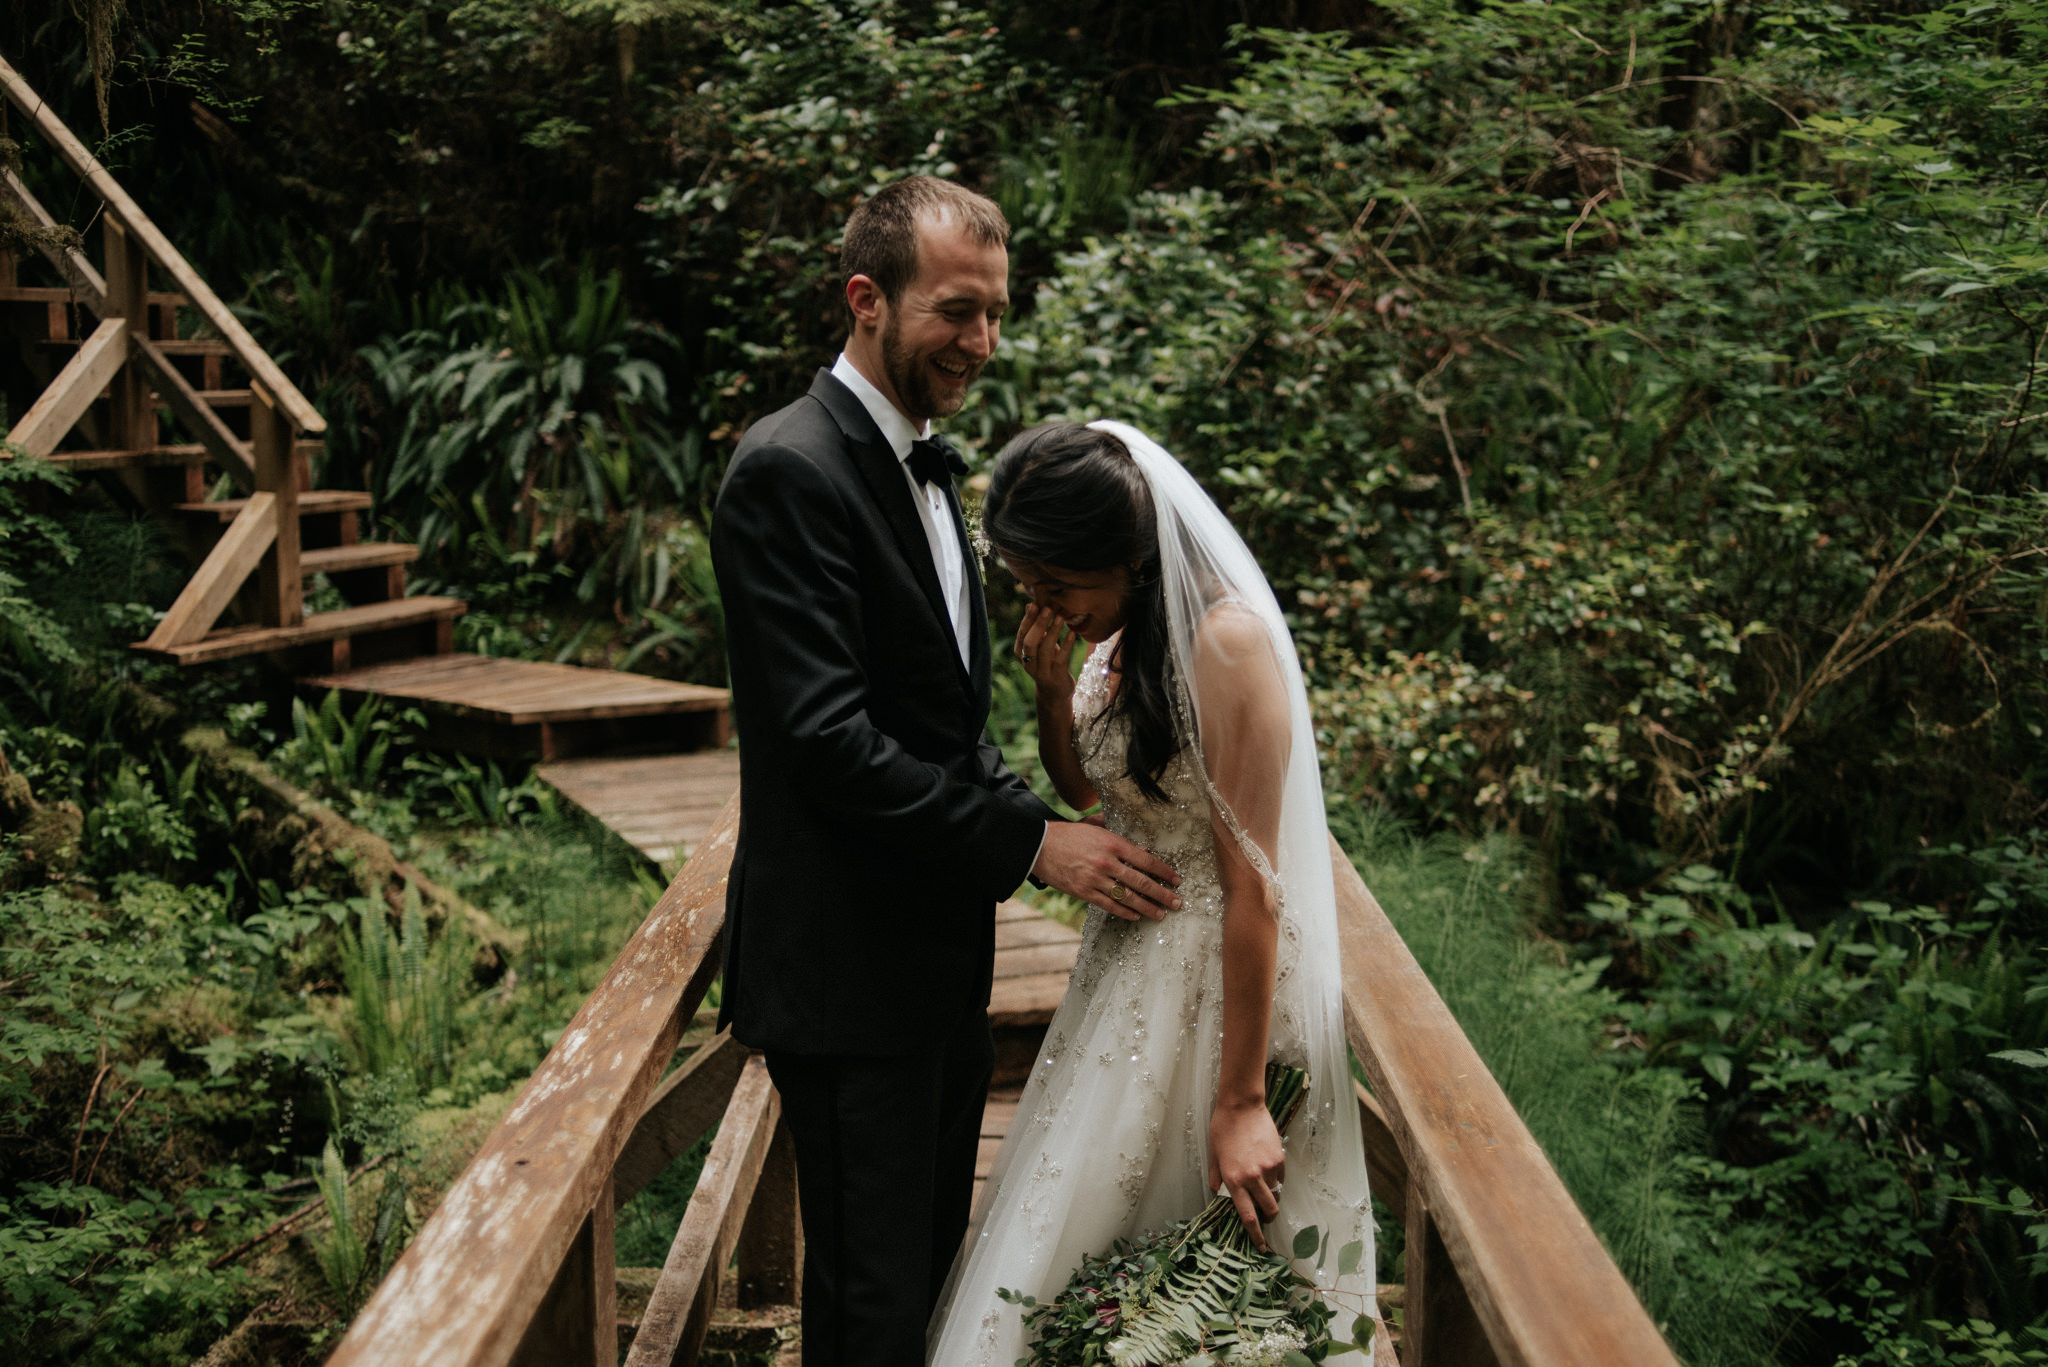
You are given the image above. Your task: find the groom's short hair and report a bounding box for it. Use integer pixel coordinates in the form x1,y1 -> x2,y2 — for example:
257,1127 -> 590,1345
842,176 -> 1009,312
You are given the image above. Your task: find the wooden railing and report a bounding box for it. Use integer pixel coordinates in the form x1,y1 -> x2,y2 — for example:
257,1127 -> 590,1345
0,53 -> 320,644
327,794 -> 766,1367
0,54 -> 324,438
1330,832 -> 1681,1367
329,794 -> 1680,1367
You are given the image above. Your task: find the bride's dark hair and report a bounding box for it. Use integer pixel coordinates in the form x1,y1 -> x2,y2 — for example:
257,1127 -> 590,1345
983,422 -> 1179,803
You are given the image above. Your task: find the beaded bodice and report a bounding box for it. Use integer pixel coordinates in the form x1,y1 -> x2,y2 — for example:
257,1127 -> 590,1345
1069,635 -> 1218,889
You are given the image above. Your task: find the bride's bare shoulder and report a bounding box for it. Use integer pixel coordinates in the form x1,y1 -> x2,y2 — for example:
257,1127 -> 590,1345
1192,600 -> 1273,662
1190,603 -> 1288,717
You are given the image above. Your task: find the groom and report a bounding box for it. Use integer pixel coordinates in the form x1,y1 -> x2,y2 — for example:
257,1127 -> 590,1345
711,175 -> 1183,1364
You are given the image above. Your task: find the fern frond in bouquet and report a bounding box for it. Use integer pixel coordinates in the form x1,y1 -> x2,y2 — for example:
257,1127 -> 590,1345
998,1064 -> 1374,1367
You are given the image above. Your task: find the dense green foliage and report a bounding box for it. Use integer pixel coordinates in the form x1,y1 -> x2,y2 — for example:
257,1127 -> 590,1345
0,454 -> 682,1359
1,0 -> 2045,1362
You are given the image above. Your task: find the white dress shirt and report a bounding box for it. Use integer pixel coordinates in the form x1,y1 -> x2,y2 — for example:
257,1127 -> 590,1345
830,353 -> 1051,879
831,353 -> 972,668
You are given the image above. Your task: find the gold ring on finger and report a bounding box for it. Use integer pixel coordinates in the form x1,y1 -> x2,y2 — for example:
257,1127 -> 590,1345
1109,881 -> 1128,902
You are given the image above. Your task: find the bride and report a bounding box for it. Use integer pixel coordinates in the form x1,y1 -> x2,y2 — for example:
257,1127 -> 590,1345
928,420 -> 1375,1364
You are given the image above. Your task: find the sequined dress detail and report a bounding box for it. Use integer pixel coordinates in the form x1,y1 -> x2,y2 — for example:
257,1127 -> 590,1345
926,636 -> 1368,1365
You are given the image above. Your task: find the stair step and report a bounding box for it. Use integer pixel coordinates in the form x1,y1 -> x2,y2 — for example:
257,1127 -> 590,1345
43,443 -> 211,471
302,542 -> 418,575
0,285 -> 188,308
131,596 -> 466,665
36,337 -> 233,355
177,490 -> 373,522
197,388 -> 253,406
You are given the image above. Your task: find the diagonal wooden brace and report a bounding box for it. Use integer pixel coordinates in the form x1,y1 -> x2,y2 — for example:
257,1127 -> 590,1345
143,492 -> 279,649
623,1055 -> 782,1367
0,166 -> 108,311
132,334 -> 256,490
4,317 -> 127,457
612,1031 -> 750,1208
0,52 -> 326,438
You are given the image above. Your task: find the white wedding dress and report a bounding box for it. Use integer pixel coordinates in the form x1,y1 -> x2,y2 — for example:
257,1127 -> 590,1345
927,423 -> 1375,1366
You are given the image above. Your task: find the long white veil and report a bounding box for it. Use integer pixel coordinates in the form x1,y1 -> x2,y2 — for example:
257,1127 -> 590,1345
1088,419 -> 1375,1300
926,422 -> 1376,1366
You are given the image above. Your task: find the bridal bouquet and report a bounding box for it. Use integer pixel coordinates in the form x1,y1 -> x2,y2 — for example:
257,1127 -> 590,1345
998,1065 -> 1373,1367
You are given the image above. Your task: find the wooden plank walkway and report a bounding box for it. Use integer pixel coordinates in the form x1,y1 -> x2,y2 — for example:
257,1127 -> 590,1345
991,897 -> 1081,1027
302,653 -> 731,760
534,746 -> 1083,1220
536,751 -> 743,870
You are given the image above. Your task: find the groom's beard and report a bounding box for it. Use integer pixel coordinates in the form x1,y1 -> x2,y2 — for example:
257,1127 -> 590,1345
882,315 -> 980,421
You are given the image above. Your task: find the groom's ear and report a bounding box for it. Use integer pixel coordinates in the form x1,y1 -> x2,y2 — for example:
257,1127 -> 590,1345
845,273 -> 887,332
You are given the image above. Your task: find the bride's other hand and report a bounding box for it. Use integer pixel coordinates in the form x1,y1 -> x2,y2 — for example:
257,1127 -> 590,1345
1013,604 -> 1076,699
1208,1099 -> 1285,1250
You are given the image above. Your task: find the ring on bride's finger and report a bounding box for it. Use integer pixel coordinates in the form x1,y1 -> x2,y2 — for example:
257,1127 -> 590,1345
1022,653 -> 1033,663
1109,881 -> 1128,902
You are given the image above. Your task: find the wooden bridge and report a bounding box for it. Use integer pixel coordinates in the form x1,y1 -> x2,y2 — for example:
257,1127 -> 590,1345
323,791 -> 1682,1367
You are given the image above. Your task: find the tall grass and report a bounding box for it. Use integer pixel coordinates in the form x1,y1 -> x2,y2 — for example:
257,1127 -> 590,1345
1331,803 -> 1776,1367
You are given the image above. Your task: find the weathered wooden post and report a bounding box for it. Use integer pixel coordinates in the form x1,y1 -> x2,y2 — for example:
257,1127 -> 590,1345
511,1177 -> 619,1367
251,383 -> 302,628
1400,1176 -> 1498,1366
101,216 -> 151,453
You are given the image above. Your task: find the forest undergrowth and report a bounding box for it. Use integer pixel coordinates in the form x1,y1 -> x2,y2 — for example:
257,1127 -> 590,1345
0,459 -> 711,1363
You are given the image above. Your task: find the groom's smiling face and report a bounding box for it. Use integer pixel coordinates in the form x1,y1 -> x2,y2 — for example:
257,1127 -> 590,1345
855,213 -> 1009,423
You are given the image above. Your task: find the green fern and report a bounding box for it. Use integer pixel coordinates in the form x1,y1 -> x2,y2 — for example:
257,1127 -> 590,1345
1003,1064 -> 1348,1366
313,1135 -> 368,1311
339,887 -> 470,1092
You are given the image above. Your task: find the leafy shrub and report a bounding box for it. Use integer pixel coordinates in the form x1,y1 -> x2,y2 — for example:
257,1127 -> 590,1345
1000,6 -> 2048,896
80,760 -> 198,878
311,1135 -> 369,1314
359,266 -> 695,556
0,877 -> 338,1361
356,267 -> 726,673
400,751 -> 554,829
0,454 -> 82,677
1584,863 -> 2048,1360
274,690 -> 416,801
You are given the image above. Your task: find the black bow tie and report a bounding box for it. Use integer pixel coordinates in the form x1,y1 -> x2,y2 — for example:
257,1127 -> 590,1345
907,435 -> 968,489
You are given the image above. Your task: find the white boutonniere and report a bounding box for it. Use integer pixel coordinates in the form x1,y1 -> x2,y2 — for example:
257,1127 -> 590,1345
963,470 -> 992,558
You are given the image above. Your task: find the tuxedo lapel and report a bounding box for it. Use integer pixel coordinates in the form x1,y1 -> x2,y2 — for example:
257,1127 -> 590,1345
806,370 -> 966,682
947,479 -> 994,711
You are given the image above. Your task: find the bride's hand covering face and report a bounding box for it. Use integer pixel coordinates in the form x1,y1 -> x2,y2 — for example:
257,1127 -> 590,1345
1003,561 -> 1132,704
1003,559 -> 1131,649
1010,601 -> 1079,700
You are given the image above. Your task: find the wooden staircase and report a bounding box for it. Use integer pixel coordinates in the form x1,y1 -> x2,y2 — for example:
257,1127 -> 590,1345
0,53 -> 462,672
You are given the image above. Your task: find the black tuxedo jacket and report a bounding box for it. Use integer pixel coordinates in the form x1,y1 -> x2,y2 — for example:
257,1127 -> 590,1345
710,369 -> 1057,1054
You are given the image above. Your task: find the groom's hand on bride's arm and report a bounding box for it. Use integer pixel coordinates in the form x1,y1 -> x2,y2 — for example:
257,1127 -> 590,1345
1031,821 -> 1183,921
